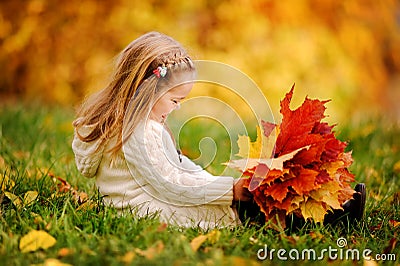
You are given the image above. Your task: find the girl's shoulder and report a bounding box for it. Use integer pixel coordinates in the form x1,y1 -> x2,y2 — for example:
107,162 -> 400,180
130,119 -> 165,140
146,119 -> 164,131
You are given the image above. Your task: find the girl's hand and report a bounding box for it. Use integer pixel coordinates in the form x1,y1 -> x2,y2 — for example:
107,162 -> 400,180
233,178 -> 253,202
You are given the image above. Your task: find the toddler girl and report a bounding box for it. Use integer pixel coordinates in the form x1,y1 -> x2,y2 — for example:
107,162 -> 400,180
72,32 -> 252,229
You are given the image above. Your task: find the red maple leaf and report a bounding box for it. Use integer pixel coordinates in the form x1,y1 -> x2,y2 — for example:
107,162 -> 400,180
275,85 -> 330,156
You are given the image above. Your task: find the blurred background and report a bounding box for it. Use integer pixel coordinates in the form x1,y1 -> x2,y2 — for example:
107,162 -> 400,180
1,0 -> 399,123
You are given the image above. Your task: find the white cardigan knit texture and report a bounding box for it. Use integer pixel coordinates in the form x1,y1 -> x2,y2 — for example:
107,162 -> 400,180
72,119 -> 238,228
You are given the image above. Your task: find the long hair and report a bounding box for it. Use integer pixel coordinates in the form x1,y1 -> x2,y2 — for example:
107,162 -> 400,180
73,32 -> 195,155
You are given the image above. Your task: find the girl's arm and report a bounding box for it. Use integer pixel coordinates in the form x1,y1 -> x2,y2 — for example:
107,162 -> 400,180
124,121 -> 235,206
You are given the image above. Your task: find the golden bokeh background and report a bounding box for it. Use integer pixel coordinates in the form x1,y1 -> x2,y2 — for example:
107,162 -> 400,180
1,0 -> 399,122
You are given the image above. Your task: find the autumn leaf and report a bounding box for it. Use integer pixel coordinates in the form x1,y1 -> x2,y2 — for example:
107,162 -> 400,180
236,125 -> 277,159
228,146 -> 310,191
382,237 -> 398,254
23,191 -> 38,206
57,247 -> 74,257
206,229 -> 221,244
4,190 -> 39,210
19,230 -> 57,253
189,230 -> 221,252
42,258 -> 72,266
4,191 -> 23,209
50,173 -> 89,205
0,175 -> 15,191
223,256 -> 262,266
275,85 -> 329,156
190,235 -> 208,252
300,198 -> 327,223
156,223 -> 168,232
119,251 -> 136,264
309,181 -> 343,210
388,220 -> 400,228
135,241 -> 164,260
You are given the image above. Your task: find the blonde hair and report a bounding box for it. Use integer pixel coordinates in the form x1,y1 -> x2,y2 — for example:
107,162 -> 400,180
73,31 -> 195,155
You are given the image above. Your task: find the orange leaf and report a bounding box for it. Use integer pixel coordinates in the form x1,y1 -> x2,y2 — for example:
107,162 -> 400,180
389,220 -> 400,228
286,168 -> 319,196
135,241 -> 164,260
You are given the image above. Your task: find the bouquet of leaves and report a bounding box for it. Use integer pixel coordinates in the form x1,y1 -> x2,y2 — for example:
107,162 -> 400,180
227,86 -> 355,228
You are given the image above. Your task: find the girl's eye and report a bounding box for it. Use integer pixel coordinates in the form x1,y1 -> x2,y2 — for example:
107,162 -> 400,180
172,100 -> 178,104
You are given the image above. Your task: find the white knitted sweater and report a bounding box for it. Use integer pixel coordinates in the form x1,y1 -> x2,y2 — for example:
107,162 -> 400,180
72,119 -> 238,228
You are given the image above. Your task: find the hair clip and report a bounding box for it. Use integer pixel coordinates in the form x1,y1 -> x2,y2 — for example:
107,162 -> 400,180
153,66 -> 167,78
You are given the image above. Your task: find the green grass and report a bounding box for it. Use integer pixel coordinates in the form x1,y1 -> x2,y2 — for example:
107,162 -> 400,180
0,103 -> 399,265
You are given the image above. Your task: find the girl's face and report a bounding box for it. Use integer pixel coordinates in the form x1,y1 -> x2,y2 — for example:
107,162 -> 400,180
150,83 -> 193,123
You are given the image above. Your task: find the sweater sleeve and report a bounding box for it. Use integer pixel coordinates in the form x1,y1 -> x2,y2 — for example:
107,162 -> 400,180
72,125 -> 105,178
123,121 -> 234,206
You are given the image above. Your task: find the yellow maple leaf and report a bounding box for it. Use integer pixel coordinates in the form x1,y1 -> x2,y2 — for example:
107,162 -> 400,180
287,195 -> 307,213
310,181 -> 343,210
19,230 -> 57,253
321,161 -> 344,178
236,126 -> 277,159
299,199 -> 327,223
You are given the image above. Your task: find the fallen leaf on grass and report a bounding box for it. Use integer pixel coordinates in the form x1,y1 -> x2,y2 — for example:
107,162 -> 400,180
23,190 -> 38,206
223,256 -> 261,266
156,223 -> 168,232
382,236 -> 398,254
4,190 -> 39,210
280,234 -> 300,245
391,192 -> 400,206
0,175 -> 15,191
76,200 -> 96,211
389,219 -> 400,228
42,258 -> 72,266
119,251 -> 136,264
0,156 -> 5,168
190,230 -> 221,251
135,240 -> 164,260
31,212 -> 44,224
363,260 -> 378,266
393,160 -> 400,174
57,247 -> 74,257
50,173 -> 89,205
4,191 -> 23,209
19,230 -> 56,253
190,235 -> 208,252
